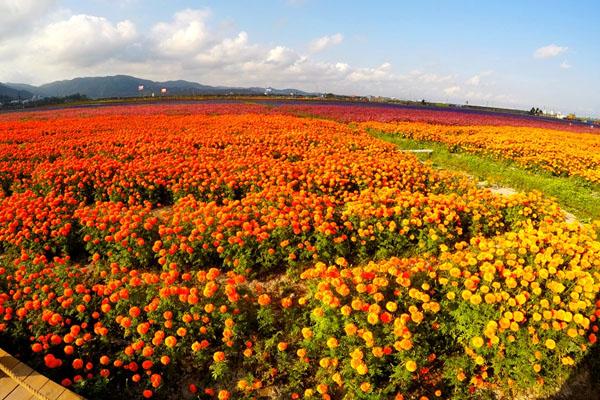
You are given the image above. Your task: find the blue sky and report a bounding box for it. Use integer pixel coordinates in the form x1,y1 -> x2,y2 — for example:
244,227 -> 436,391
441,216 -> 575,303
1,0 -> 598,116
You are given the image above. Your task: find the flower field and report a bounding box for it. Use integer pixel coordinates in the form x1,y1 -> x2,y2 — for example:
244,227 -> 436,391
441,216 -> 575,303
362,121 -> 600,184
273,103 -> 598,134
0,104 -> 599,400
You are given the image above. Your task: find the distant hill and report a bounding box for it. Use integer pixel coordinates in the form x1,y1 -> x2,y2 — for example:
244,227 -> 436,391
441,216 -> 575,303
0,83 -> 33,101
3,75 -> 313,99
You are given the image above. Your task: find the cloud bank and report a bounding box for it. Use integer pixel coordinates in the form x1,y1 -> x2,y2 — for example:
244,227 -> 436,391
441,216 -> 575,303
533,44 -> 568,59
0,5 -> 515,108
309,33 -> 343,53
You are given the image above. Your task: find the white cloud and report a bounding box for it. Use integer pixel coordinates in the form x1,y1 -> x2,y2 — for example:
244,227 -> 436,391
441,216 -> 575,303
0,0 -> 57,37
0,6 -> 520,111
347,63 -> 394,82
30,15 -> 138,66
560,60 -> 571,69
533,44 -> 568,59
309,33 -> 344,53
335,63 -> 350,73
405,70 -> 454,84
466,70 -> 493,86
194,32 -> 260,67
266,46 -> 300,65
443,86 -> 461,95
151,9 -> 211,57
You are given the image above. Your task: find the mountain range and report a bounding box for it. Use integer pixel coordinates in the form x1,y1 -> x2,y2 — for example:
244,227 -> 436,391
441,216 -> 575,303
0,75 -> 314,100
0,83 -> 33,101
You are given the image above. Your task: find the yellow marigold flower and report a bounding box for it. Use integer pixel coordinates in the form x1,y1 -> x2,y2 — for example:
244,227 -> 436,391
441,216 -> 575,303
399,338 -> 413,351
543,310 -> 552,320
316,383 -> 328,394
340,305 -> 352,316
483,272 -> 494,282
368,303 -> 382,314
545,339 -> 556,350
360,382 -> 371,392
470,294 -> 482,305
405,360 -> 417,372
277,342 -> 288,351
362,330 -> 374,343
345,323 -> 357,336
411,311 -> 424,323
471,336 -> 484,348
486,320 -> 498,331
367,312 -> 379,325
332,373 -> 343,386
301,327 -> 313,339
372,347 -> 384,357
449,267 -> 461,278
356,363 -> 368,375
326,337 -> 339,348
561,356 -> 574,366
386,301 -> 398,312
429,302 -> 441,313
335,257 -> 348,267
350,348 -> 364,360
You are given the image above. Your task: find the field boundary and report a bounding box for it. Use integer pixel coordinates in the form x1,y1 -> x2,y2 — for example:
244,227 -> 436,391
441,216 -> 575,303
0,348 -> 83,400
373,131 -> 600,221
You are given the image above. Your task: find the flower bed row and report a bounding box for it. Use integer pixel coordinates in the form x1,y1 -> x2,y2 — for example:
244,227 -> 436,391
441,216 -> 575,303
0,220 -> 598,399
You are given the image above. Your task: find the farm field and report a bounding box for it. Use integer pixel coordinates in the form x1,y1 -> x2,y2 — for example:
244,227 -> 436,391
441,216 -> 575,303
0,103 -> 599,400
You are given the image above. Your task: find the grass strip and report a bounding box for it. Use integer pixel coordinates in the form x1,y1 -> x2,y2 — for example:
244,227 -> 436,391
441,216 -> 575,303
373,131 -> 600,222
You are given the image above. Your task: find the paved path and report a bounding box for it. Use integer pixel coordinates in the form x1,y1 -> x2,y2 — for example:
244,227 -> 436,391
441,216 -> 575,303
0,348 -> 83,400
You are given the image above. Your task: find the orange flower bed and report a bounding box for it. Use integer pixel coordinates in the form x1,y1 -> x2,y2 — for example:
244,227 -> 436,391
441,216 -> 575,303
363,121 -> 600,184
0,105 -> 598,400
